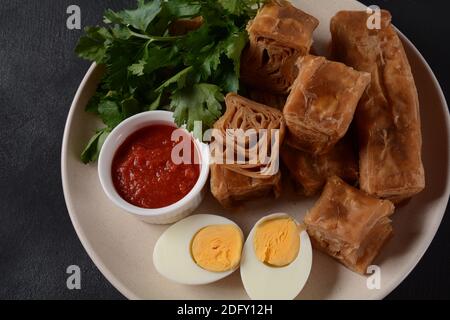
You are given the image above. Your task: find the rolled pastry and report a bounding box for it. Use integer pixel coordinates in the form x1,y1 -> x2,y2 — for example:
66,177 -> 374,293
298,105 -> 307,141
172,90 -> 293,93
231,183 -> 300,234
210,93 -> 285,206
210,164 -> 282,208
281,135 -> 358,196
304,176 -> 395,274
213,93 -> 286,178
241,0 -> 319,94
330,10 -> 425,202
283,55 -> 371,155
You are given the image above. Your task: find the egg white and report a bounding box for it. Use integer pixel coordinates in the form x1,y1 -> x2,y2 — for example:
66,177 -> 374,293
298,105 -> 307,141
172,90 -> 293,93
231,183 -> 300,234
153,214 -> 243,285
240,213 -> 313,300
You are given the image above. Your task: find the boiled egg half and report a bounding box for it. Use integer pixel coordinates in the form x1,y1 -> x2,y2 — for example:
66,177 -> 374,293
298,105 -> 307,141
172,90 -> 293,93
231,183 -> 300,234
153,214 -> 243,285
240,213 -> 312,299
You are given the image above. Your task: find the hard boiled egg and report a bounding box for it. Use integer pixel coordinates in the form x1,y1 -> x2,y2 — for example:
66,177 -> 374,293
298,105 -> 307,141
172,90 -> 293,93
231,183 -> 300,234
240,213 -> 312,299
153,214 -> 243,285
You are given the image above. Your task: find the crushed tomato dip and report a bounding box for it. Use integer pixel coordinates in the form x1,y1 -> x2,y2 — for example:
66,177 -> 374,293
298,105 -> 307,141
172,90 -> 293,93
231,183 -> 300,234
112,124 -> 200,209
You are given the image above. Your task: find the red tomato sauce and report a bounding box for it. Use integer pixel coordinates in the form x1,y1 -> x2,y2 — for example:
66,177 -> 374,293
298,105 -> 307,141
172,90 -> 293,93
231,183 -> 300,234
112,124 -> 200,209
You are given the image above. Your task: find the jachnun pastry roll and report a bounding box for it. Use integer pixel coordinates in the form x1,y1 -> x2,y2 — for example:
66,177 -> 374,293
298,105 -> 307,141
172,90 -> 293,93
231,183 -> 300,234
304,176 -> 394,274
210,164 -> 282,208
281,135 -> 358,196
241,0 -> 319,94
210,93 -> 285,207
330,10 -> 425,202
283,55 -> 370,155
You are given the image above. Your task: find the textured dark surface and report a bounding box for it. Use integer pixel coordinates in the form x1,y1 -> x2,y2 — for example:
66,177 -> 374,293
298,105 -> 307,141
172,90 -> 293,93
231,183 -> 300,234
0,0 -> 449,300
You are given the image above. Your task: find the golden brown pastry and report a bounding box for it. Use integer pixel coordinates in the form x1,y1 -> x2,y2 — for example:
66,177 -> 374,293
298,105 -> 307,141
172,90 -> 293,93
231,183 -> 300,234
304,176 -> 395,274
241,0 -> 319,94
210,164 -> 282,208
213,93 -> 286,178
210,93 -> 285,206
283,55 -> 371,155
330,10 -> 425,203
281,136 -> 358,196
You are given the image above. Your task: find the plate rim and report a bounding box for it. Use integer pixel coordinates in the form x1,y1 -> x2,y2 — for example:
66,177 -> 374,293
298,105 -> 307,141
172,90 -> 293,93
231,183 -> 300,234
61,6 -> 450,300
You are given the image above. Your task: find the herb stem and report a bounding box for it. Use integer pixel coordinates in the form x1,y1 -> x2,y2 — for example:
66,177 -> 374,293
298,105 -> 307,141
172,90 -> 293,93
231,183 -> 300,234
128,29 -> 184,42
155,66 -> 193,92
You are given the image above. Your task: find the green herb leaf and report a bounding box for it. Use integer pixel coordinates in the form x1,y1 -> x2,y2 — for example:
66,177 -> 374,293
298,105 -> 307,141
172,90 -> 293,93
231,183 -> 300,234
143,45 -> 180,74
128,60 -> 146,76
224,31 -> 248,76
170,83 -> 224,130
104,0 -> 162,32
219,0 -> 266,16
104,40 -> 143,90
215,64 -> 239,93
98,100 -> 123,128
164,0 -> 201,18
218,0 -> 243,15
81,128 -> 110,163
121,97 -> 141,118
85,92 -> 102,114
155,66 -> 193,92
149,92 -> 162,110
75,27 -> 109,63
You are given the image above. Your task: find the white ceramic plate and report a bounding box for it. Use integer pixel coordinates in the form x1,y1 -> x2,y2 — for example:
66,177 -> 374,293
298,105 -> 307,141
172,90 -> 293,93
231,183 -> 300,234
62,0 -> 450,299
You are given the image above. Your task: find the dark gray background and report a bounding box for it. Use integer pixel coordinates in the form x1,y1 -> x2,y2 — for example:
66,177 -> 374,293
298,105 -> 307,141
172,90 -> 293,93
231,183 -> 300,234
0,0 -> 449,299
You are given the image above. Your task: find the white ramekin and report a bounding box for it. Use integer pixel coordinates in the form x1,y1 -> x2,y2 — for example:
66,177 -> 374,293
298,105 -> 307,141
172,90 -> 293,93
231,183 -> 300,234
98,111 -> 210,224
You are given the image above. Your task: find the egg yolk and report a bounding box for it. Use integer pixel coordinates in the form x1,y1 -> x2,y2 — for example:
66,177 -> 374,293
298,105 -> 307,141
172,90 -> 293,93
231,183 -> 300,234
253,217 -> 300,267
191,224 -> 243,272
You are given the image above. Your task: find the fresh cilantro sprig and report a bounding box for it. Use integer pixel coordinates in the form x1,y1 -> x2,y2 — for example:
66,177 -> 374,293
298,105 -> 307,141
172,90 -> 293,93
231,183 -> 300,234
76,0 -> 265,163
